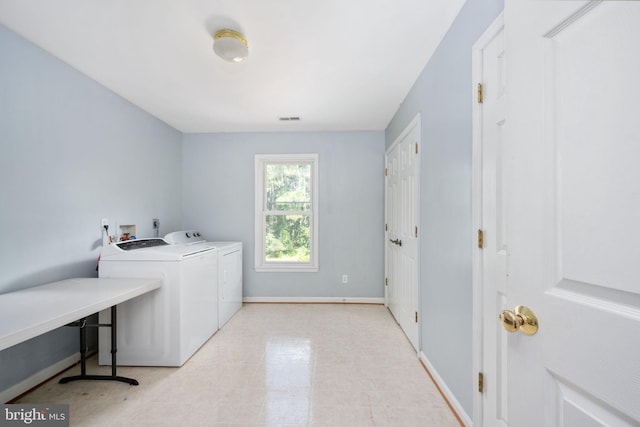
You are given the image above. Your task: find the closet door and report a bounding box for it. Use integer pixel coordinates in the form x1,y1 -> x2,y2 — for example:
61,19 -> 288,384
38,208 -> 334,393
385,117 -> 420,351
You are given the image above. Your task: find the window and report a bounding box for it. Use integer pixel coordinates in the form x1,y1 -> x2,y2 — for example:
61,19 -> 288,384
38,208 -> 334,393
255,153 -> 319,272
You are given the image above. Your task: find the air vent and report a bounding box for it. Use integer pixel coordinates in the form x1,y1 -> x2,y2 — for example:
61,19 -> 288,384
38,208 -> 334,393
279,116 -> 301,121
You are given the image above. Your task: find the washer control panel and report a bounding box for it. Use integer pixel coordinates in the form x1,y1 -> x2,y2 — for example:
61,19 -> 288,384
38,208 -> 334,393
164,230 -> 205,245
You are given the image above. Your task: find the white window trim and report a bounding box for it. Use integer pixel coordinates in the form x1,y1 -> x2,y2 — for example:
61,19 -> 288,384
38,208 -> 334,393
254,153 -> 319,272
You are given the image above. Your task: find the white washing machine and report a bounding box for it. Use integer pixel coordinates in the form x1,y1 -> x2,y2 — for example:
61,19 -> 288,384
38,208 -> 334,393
98,238 -> 218,366
164,231 -> 243,329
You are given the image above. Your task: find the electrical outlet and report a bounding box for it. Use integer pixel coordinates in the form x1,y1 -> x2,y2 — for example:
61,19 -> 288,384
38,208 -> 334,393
101,218 -> 109,230
152,218 -> 160,230
342,274 -> 348,284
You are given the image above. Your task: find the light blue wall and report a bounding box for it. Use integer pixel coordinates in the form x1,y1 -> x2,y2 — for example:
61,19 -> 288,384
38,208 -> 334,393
182,132 -> 385,299
0,24 -> 182,394
385,0 -> 503,417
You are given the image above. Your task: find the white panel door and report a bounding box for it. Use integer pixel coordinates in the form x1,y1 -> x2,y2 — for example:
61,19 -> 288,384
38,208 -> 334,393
505,1 -> 640,425
385,118 -> 420,351
473,15 -> 508,427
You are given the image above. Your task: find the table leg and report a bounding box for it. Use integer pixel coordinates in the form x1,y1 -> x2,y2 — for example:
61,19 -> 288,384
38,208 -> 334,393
59,306 -> 139,385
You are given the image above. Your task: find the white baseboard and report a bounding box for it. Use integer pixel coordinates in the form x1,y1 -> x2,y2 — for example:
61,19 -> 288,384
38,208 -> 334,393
243,296 -> 384,304
420,351 -> 473,427
1,352 -> 80,403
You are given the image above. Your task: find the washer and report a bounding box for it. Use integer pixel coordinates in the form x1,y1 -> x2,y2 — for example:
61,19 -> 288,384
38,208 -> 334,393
164,231 -> 243,329
98,238 -> 218,366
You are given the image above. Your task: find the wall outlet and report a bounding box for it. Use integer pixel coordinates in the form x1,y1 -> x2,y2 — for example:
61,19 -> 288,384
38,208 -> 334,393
342,274 -> 349,284
152,218 -> 160,230
101,218 -> 109,230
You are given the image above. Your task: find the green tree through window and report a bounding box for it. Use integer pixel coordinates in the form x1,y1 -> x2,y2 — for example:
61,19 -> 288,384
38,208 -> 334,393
265,163 -> 311,261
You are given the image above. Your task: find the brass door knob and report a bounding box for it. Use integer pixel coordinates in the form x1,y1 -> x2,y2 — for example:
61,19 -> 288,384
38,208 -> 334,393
499,305 -> 539,335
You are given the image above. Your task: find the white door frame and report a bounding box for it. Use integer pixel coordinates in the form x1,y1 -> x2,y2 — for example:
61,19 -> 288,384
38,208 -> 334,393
472,13 -> 505,427
384,113 -> 421,352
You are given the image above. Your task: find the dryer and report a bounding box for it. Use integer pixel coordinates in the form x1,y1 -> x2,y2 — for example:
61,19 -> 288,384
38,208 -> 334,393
164,231 -> 243,329
98,238 -> 218,366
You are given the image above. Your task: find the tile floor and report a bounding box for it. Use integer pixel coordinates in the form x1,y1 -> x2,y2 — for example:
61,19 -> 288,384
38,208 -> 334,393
15,304 -> 461,426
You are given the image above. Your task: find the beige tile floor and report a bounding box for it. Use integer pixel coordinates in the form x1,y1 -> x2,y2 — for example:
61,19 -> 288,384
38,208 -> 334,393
15,304 -> 461,426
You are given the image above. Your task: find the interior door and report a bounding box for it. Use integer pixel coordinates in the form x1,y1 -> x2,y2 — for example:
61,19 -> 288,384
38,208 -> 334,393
504,1 -> 640,425
385,118 -> 420,351
473,14 -> 507,427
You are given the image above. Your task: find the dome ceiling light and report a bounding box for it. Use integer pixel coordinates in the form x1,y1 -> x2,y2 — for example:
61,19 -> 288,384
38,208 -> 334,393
213,29 -> 248,62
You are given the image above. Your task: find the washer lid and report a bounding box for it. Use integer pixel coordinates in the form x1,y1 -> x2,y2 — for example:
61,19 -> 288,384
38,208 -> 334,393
100,238 -> 216,261
117,238 -> 168,251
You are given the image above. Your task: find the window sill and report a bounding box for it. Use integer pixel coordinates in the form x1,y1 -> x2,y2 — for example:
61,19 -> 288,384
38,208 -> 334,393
255,265 -> 319,273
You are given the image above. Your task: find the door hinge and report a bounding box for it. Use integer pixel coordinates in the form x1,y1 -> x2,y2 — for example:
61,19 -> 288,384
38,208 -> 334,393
385,167 -> 388,176
477,83 -> 484,104
385,223 -> 388,232
477,229 -> 484,249
415,311 -> 418,323
478,372 -> 484,393
415,226 -> 418,238
385,277 -> 389,286
415,143 -> 419,155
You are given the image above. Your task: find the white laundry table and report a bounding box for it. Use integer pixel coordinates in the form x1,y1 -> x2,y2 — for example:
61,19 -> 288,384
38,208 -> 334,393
0,277 -> 161,385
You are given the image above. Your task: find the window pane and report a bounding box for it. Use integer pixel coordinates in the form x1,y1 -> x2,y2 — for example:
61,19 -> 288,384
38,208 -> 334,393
265,163 -> 311,211
265,214 -> 311,262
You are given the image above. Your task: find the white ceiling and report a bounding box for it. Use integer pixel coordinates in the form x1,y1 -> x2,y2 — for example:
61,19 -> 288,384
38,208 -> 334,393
0,0 -> 465,133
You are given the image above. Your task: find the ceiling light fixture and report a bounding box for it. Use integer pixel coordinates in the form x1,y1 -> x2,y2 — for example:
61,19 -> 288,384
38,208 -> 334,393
213,29 -> 248,62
